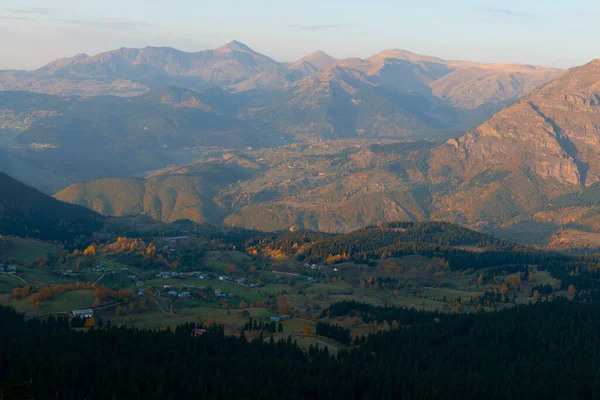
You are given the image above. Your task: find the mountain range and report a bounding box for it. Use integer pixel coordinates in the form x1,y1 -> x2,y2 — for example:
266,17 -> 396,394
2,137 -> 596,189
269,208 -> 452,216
53,58 -> 600,250
0,41 -> 560,105
5,41 -> 600,249
0,41 -> 562,191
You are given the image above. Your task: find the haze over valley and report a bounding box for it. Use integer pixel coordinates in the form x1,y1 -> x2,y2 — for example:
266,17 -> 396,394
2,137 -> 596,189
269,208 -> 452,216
5,2 -> 600,398
2,41 -> 600,249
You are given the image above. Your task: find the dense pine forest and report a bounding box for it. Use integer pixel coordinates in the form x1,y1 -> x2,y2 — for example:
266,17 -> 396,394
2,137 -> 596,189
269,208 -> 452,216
3,299 -> 600,399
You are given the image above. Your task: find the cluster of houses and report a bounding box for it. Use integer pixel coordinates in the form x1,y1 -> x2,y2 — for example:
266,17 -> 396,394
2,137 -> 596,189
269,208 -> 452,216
0,265 -> 17,274
60,269 -> 80,278
219,276 -> 258,288
214,288 -> 236,299
72,309 -> 94,319
155,271 -> 208,280
304,263 -> 319,270
166,290 -> 191,298
159,283 -> 211,299
160,236 -> 192,254
87,264 -> 117,275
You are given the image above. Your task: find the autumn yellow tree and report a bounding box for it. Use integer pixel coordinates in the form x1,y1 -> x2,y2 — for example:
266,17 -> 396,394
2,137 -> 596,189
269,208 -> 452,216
302,326 -> 311,335
568,284 -> 576,297
11,287 -> 23,299
83,244 -> 97,257
277,294 -> 291,314
84,317 -> 96,327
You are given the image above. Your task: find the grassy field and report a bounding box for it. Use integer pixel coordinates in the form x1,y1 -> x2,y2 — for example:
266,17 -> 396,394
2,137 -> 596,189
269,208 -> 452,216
0,274 -> 24,294
276,333 -> 346,353
423,287 -> 480,302
1,289 -> 95,316
17,267 -> 89,287
0,237 -> 62,265
100,303 -> 273,330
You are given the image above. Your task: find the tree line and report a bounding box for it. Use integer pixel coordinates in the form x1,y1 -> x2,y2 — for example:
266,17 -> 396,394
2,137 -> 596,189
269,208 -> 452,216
5,299 -> 600,398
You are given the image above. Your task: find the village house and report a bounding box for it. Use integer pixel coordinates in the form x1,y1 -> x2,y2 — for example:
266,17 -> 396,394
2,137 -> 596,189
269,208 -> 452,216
270,316 -> 280,322
136,281 -> 144,286
167,291 -> 178,296
163,284 -> 171,289
191,328 -> 207,337
0,266 -> 4,272
7,265 -> 17,272
72,309 -> 94,319
272,270 -> 300,277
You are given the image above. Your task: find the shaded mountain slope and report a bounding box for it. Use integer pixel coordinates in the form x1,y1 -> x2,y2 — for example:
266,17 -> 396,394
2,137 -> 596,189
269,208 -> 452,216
0,172 -> 103,241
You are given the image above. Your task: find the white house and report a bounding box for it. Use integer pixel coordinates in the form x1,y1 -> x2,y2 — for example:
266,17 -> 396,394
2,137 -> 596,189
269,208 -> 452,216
72,309 -> 94,319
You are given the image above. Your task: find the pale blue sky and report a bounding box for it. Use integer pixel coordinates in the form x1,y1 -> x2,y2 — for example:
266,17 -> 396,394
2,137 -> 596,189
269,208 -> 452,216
0,0 -> 598,70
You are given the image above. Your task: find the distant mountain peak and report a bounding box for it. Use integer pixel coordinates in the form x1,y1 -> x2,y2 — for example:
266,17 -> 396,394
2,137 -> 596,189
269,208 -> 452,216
219,40 -> 254,52
369,49 -> 444,64
304,50 -> 333,59
296,50 -> 337,69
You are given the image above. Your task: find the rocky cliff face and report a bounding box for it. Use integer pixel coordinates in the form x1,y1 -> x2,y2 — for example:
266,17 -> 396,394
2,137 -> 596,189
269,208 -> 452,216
428,59 -> 600,228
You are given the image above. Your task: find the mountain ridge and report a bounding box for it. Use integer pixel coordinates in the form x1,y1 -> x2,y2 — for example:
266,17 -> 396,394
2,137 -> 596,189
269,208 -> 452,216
0,41 -> 562,110
0,172 -> 103,241
52,57 -> 600,249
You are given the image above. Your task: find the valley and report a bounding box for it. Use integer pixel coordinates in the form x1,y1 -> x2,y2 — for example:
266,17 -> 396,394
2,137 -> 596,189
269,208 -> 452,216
0,219 -> 580,338
3,4 -> 600,399
0,42 -> 562,193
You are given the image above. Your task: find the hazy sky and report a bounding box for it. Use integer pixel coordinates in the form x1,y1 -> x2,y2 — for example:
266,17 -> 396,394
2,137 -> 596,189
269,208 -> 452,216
1,0 -> 598,70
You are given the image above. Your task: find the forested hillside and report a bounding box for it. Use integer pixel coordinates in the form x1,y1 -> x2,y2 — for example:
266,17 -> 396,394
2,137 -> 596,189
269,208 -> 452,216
2,299 -> 600,399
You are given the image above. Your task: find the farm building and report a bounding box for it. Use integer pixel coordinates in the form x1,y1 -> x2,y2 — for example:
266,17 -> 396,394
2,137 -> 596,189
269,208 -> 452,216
72,309 -> 94,319
272,270 -> 300,277
191,328 -> 207,337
